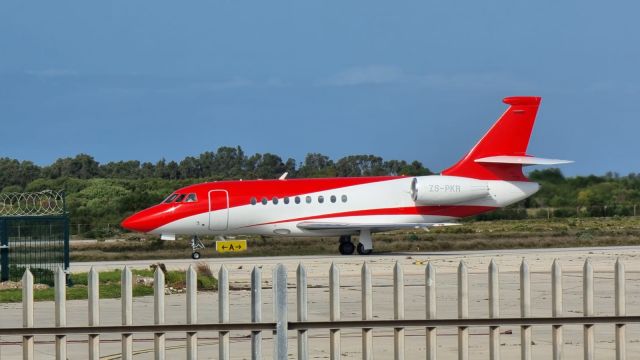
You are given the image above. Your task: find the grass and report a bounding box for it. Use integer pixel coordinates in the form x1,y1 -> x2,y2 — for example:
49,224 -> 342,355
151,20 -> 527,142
68,216 -> 640,261
0,267 -> 217,303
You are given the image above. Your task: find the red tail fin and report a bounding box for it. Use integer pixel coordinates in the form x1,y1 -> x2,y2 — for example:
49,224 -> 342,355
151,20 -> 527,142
442,96 -> 541,181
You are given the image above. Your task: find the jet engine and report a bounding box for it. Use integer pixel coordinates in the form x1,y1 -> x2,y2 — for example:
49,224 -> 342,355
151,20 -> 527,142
411,176 -> 490,205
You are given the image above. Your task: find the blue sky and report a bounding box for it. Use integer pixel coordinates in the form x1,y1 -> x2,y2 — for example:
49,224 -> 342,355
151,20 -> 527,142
1,1 -> 638,176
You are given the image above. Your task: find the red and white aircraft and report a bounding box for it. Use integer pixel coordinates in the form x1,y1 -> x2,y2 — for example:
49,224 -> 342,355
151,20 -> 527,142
121,96 -> 571,258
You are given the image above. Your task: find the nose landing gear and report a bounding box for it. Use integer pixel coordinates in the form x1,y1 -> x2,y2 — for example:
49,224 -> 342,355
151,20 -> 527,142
191,235 -> 205,260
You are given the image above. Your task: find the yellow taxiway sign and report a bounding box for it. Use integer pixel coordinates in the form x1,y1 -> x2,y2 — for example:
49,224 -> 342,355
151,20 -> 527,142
215,239 -> 247,253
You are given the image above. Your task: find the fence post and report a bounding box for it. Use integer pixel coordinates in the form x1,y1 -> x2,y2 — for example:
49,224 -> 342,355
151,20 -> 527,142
88,267 -> 100,360
251,266 -> 262,360
551,259 -> 563,360
520,259 -> 531,360
275,264 -> 288,360
0,220 -> 8,282
22,269 -> 34,360
297,263 -> 308,360
458,260 -> 468,360
362,262 -> 373,360
329,262 -> 340,360
425,262 -> 437,360
394,261 -> 405,360
186,265 -> 198,360
488,259 -> 499,360
55,266 -> 67,360
583,259 -> 594,360
615,259 -> 626,360
154,267 -> 166,360
272,266 -> 278,360
122,266 -> 133,360
219,264 -> 230,360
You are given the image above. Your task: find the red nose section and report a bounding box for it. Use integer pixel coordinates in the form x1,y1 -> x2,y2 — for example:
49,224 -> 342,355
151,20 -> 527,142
121,207 -> 166,233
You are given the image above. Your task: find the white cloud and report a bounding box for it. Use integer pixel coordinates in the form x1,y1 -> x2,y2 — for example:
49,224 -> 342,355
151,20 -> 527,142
419,73 -> 530,90
319,65 -> 406,86
25,69 -> 78,78
265,77 -> 289,87
195,77 -> 254,90
319,66 -> 530,90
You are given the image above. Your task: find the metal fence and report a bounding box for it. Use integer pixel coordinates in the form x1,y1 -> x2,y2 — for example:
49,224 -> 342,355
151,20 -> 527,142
1,258 -> 638,360
0,191 -> 69,284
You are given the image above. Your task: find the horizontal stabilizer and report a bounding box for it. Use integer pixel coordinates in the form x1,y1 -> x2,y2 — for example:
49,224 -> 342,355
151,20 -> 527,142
475,156 -> 573,166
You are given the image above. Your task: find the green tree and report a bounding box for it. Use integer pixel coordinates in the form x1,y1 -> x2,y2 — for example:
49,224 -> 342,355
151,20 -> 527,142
297,153 -> 335,178
43,154 -> 99,179
335,155 -> 386,177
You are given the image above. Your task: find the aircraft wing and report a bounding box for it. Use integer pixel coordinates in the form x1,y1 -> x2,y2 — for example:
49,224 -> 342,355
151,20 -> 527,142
296,221 -> 459,232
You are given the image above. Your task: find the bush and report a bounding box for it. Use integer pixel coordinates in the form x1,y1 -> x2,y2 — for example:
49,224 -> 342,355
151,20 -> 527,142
8,266 -> 55,286
553,208 -> 577,218
475,208 -> 528,221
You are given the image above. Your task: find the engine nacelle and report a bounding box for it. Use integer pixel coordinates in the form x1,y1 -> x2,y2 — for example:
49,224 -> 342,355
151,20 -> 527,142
411,176 -> 490,205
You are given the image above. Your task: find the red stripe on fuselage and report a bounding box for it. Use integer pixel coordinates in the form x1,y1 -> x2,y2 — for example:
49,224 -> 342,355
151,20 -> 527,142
245,205 -> 496,227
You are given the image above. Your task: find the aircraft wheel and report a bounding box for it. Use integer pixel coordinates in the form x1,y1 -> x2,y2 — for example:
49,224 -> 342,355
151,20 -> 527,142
191,252 -> 201,260
357,243 -> 373,255
339,241 -> 355,255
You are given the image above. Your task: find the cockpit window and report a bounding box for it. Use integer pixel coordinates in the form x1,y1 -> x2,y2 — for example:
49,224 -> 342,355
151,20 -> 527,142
174,194 -> 186,203
163,194 -> 178,203
185,193 -> 197,203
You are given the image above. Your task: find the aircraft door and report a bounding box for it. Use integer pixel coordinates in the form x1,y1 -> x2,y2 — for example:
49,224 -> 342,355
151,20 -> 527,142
208,190 -> 229,231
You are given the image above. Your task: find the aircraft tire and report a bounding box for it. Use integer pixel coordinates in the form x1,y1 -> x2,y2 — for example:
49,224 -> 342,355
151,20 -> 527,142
357,243 -> 373,255
191,252 -> 201,260
338,241 -> 355,255
339,235 -> 351,244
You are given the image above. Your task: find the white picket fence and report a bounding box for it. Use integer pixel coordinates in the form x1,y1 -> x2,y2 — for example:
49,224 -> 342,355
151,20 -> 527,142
0,258 -> 637,360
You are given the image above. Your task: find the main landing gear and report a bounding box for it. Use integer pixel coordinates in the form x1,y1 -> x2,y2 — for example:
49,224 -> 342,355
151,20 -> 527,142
191,235 -> 205,260
357,229 -> 373,255
338,230 -> 374,255
338,235 -> 355,255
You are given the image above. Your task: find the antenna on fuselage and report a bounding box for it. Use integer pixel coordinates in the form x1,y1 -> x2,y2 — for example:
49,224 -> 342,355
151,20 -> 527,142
279,172 -> 288,180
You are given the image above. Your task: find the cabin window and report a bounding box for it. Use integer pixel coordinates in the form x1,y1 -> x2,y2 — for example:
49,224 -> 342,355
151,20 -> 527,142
341,194 -> 348,203
305,196 -> 312,204
318,195 -> 324,203
185,193 -> 197,202
284,197 -> 290,204
250,197 -> 257,205
295,196 -> 301,204
261,197 -> 268,205
330,195 -> 337,203
163,194 -> 178,203
174,194 -> 186,203
272,197 -> 279,205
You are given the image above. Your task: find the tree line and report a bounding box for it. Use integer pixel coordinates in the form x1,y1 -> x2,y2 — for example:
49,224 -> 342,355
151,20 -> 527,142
0,146 -> 432,191
1,147 -> 639,237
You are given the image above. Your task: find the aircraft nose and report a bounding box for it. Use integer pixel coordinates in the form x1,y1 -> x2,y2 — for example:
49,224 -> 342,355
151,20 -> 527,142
121,210 -> 158,233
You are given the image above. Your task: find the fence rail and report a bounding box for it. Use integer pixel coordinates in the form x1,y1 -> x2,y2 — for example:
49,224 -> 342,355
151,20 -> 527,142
1,258 -> 634,359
